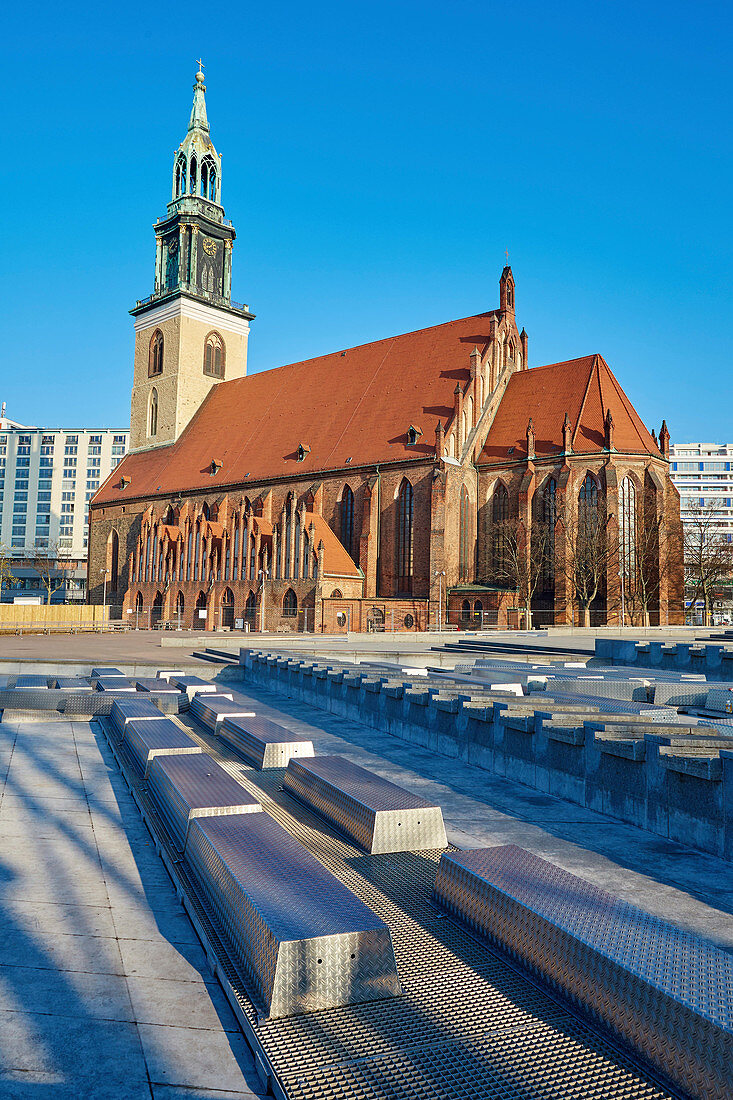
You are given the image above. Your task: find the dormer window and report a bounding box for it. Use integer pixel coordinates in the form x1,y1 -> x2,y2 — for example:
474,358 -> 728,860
209,459 -> 223,476
406,425 -> 422,446
118,475 -> 131,490
296,443 -> 311,462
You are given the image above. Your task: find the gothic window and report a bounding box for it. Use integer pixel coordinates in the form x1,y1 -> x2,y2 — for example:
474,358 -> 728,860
303,530 -> 310,579
491,483 -> 509,581
189,154 -> 197,194
396,478 -> 413,595
620,476 -> 637,581
149,331 -> 164,377
186,526 -> 192,581
202,502 -> 210,520
461,599 -> 471,622
165,237 -> 178,289
200,159 -> 208,198
283,588 -> 298,618
203,332 -> 225,378
459,486 -> 471,582
533,477 -> 557,591
208,166 -> 217,202
176,591 -> 185,617
578,472 -> 598,511
148,389 -> 158,438
245,590 -> 257,620
175,156 -> 187,197
340,486 -> 354,559
294,523 -> 301,580
249,535 -> 256,580
107,530 -> 119,592
135,591 -> 143,613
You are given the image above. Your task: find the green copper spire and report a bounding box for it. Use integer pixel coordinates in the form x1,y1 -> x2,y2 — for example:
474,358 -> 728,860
172,64 -> 221,205
188,66 -> 210,134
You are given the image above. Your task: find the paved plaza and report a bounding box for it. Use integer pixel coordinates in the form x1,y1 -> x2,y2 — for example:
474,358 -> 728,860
0,653 -> 731,1096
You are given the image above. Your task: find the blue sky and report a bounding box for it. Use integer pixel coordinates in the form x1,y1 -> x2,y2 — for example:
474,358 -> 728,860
3,1 -> 731,442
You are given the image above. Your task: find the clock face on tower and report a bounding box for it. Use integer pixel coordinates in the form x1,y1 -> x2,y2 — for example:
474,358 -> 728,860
197,234 -> 224,297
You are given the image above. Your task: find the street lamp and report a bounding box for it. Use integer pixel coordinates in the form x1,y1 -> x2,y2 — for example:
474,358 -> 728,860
258,568 -> 269,633
434,570 -> 446,632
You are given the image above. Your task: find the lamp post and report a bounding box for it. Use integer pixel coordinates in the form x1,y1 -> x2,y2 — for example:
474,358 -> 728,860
434,570 -> 446,632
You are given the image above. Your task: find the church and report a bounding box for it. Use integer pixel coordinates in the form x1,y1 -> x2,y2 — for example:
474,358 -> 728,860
88,70 -> 684,632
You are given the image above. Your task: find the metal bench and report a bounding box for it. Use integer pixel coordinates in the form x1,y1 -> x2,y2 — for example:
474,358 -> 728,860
433,845 -> 733,1100
123,717 -> 202,777
190,694 -> 253,734
110,697 -> 165,739
220,714 -> 314,769
184,812 -> 401,1017
146,753 -> 261,849
283,755 -> 447,853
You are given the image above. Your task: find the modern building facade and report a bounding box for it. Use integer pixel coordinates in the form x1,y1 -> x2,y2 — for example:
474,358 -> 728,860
670,443 -> 733,542
0,416 -> 128,601
88,71 -> 683,631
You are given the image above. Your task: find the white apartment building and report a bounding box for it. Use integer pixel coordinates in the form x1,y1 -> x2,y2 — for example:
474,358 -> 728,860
0,417 -> 129,601
669,443 -> 733,543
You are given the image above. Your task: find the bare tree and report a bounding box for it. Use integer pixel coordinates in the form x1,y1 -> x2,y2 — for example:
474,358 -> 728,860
31,543 -> 71,605
557,488 -> 620,627
683,503 -> 733,626
492,518 -> 553,630
621,506 -> 673,627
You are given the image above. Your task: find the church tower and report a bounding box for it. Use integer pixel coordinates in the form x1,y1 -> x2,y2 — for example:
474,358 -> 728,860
128,66 -> 254,452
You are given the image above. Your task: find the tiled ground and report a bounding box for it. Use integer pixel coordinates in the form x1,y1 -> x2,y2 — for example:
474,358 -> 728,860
0,714 -> 265,1099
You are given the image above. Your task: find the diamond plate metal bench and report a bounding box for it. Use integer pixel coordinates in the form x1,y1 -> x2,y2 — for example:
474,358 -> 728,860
171,675 -> 221,700
184,811 -> 402,1017
52,676 -> 93,690
95,677 -> 136,692
283,755 -> 448,854
433,845 -> 733,1100
220,714 -> 314,769
91,667 -> 125,678
123,717 -> 203,777
134,677 -> 183,694
110,697 -> 165,739
190,694 -> 253,734
146,753 -> 261,849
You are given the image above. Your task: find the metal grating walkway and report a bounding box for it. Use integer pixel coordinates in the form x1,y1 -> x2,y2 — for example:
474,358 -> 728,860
105,708 -> 679,1100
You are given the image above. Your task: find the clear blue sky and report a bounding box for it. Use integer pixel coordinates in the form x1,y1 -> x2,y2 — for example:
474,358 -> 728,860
4,1 -> 731,442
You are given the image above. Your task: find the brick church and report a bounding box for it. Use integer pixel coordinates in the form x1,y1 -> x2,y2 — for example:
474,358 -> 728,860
88,70 -> 684,631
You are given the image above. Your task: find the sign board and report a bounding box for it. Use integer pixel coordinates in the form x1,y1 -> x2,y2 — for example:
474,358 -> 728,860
234,618 -> 244,630
198,609 -> 207,620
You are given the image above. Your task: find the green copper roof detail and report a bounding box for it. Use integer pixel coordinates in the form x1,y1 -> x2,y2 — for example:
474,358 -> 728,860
188,70 -> 210,134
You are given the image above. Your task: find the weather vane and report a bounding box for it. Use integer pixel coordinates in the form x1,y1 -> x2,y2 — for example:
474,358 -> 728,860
505,248 -> 509,266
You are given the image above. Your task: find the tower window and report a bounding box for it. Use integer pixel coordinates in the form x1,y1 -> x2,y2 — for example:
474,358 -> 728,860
148,330 -> 164,377
175,155 -> 187,197
149,388 -> 158,438
203,332 -> 225,378
189,154 -> 197,194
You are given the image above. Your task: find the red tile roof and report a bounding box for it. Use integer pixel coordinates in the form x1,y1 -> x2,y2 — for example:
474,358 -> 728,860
94,312 -> 497,504
480,354 -> 661,464
306,513 -> 361,578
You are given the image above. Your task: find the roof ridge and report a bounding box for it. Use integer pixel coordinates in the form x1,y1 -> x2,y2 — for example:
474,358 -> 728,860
570,357 -> 597,445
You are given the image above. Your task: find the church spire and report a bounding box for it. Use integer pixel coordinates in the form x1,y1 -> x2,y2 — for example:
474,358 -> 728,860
172,64 -> 221,205
188,65 -> 210,134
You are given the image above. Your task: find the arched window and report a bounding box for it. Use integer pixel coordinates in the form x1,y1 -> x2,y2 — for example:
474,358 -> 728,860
135,591 -> 143,613
459,486 -> 471,582
461,598 -> 471,622
165,237 -> 178,289
331,589 -> 343,599
221,587 -> 235,629
195,590 -> 207,626
620,476 -> 637,581
283,588 -> 298,618
245,590 -> 257,621
208,166 -> 217,202
189,154 -> 197,194
203,332 -> 225,378
186,525 -> 192,581
302,529 -> 310,579
533,477 -> 557,592
149,389 -> 158,437
249,534 -> 256,580
149,330 -> 164,377
201,502 -> 210,520
491,483 -> 509,581
151,592 -> 163,627
200,159 -> 209,198
340,486 -> 354,559
176,590 -> 185,618
294,523 -> 301,580
175,156 -> 187,197
473,599 -> 483,623
107,530 -> 119,592
578,472 -> 598,510
396,478 -> 414,595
